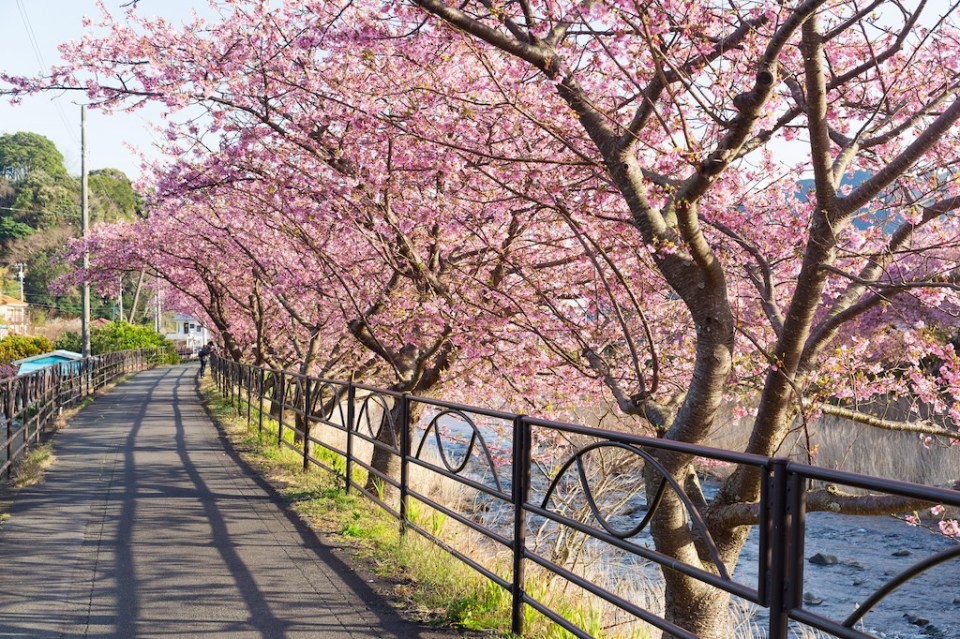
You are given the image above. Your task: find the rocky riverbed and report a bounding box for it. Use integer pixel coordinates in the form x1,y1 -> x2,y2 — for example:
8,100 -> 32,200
733,509 -> 959,638
421,418 -> 960,638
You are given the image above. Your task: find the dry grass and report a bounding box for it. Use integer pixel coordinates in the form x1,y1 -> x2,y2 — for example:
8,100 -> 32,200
28,317 -> 83,342
700,403 -> 960,486
11,443 -> 56,488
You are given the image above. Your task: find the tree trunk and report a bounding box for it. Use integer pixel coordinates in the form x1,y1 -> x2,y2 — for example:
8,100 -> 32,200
292,381 -> 305,446
266,373 -> 283,422
364,399 -> 425,500
646,468 -> 748,638
662,576 -> 734,639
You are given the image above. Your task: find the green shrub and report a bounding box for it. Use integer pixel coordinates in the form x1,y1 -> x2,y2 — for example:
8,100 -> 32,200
55,321 -> 179,363
0,334 -> 53,364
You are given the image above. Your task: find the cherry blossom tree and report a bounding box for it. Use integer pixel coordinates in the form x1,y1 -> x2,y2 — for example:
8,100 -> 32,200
29,2 -> 576,488
6,1 -> 960,636
382,1 -> 960,634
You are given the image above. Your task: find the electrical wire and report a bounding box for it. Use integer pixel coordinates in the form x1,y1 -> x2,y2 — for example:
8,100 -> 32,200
14,0 -> 76,142
0,205 -> 77,217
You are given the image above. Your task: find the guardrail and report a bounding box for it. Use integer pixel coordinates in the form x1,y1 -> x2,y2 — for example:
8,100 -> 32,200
213,356 -> 960,639
1,348 -> 167,480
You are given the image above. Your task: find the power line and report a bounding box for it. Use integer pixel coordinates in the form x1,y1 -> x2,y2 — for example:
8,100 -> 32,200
15,0 -> 76,141
0,205 -> 75,216
15,1 -> 47,74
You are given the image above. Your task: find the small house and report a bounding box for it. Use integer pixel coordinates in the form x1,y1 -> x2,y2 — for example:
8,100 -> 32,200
167,314 -> 210,353
0,294 -> 29,338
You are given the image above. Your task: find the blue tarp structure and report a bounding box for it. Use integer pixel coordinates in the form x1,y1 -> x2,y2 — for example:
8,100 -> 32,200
15,350 -> 84,375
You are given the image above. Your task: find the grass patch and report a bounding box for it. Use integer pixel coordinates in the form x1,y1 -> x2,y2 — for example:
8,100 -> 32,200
200,379 -> 513,634
11,443 -> 56,489
201,378 -> 660,638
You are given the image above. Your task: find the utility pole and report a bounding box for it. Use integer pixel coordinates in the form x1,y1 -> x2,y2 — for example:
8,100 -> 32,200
13,263 -> 25,302
118,275 -> 124,323
154,274 -> 162,333
81,105 -> 91,358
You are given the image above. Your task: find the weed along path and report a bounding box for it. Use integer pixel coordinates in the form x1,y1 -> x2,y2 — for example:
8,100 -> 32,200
0,365 -> 457,639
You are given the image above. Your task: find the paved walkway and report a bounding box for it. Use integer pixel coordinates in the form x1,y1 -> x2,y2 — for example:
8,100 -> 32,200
0,365 -> 455,639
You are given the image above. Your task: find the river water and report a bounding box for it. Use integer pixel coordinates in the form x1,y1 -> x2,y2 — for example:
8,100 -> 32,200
417,417 -> 960,639
733,508 -> 959,638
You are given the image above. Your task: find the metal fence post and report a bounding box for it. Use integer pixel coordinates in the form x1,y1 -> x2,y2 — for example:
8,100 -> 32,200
302,378 -> 312,473
4,380 -> 12,480
246,366 -> 252,427
345,383 -> 355,493
31,376 -> 37,437
258,369 -> 265,434
786,468 -> 806,624
399,393 -> 410,536
277,373 -> 285,445
511,415 -> 531,637
20,379 -> 29,442
236,363 -> 243,417
42,371 -> 51,431
54,366 -> 61,412
767,459 -> 792,639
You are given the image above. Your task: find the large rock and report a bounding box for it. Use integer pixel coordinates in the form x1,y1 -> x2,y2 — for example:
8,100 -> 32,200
803,592 -> 824,606
809,552 -> 839,566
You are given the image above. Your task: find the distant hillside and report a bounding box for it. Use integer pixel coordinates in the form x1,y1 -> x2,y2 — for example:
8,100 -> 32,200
0,131 -> 142,317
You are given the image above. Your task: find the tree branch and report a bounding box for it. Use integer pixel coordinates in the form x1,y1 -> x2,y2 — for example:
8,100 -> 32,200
818,403 -> 959,438
839,96 -> 960,217
714,488 -> 939,528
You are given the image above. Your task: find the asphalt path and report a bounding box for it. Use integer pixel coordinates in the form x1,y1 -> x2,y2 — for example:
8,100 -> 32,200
0,365 -> 456,639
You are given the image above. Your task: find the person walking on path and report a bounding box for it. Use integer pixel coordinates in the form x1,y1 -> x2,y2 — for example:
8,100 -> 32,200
198,340 -> 214,376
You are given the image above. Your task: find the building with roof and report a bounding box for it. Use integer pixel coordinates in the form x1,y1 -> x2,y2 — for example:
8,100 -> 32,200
0,294 -> 28,338
167,314 -> 210,354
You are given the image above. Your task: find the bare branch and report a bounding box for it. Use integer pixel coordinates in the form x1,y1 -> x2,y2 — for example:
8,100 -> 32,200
839,96 -> 960,217
708,219 -> 785,335
713,487 -> 939,528
818,404 -> 959,439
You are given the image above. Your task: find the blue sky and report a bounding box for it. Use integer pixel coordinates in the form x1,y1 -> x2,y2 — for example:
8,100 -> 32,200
0,0 -> 213,180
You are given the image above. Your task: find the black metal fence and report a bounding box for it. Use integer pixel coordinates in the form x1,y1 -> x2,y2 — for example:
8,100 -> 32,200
1,349 -> 166,481
213,356 -> 960,639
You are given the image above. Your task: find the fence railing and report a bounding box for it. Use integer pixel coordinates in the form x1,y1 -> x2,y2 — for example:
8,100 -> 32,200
1,348 -> 166,481
212,356 -> 960,639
